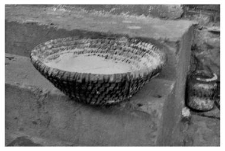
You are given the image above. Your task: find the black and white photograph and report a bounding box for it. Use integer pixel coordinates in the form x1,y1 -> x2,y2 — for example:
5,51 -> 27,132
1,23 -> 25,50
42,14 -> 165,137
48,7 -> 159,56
3,3 -> 221,147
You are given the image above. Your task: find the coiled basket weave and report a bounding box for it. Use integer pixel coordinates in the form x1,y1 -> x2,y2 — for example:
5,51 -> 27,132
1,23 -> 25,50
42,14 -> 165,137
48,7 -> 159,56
30,37 -> 166,105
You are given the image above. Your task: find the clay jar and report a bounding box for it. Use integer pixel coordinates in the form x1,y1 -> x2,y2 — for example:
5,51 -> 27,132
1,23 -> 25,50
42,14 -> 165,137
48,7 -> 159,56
186,71 -> 218,111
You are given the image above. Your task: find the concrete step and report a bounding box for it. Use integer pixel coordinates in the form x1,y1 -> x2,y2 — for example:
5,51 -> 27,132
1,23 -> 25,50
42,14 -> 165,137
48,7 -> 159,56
5,5 -> 196,146
6,53 -> 174,146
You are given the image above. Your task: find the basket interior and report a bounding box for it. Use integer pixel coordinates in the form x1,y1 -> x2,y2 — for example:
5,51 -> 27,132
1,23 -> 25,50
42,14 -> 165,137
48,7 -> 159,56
31,37 -> 165,76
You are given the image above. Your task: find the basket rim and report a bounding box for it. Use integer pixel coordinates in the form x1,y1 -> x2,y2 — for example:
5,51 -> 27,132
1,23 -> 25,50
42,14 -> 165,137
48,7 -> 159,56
30,37 -> 166,82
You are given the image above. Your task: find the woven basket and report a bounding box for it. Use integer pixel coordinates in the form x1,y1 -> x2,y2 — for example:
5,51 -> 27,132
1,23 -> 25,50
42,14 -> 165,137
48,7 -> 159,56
30,37 -> 166,105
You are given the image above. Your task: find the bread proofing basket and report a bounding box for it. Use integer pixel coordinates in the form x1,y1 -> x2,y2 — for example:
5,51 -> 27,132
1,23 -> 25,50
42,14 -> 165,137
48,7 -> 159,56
30,37 -> 166,105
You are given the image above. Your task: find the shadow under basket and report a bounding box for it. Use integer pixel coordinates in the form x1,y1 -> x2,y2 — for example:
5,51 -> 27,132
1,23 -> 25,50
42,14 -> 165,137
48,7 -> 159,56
30,37 -> 166,105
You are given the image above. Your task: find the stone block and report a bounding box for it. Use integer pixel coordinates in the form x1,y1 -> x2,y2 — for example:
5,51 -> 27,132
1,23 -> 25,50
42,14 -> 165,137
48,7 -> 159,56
6,53 -> 175,146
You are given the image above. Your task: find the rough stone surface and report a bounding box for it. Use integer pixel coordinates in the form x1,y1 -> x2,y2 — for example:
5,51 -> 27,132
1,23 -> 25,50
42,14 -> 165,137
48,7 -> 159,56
71,5 -> 184,19
183,5 -> 220,26
183,5 -> 220,77
192,29 -> 220,76
177,110 -> 220,146
194,29 -> 220,49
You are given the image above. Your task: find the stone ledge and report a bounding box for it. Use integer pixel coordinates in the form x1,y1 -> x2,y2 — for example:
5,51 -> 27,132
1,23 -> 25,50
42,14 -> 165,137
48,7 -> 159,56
5,53 -> 175,146
5,5 -> 195,42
